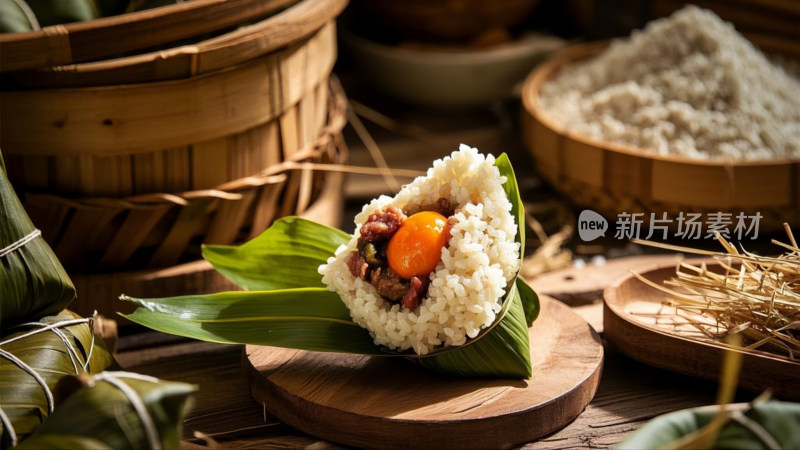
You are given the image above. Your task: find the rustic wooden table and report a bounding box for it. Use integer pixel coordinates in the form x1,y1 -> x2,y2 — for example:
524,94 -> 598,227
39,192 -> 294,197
112,94 -> 763,449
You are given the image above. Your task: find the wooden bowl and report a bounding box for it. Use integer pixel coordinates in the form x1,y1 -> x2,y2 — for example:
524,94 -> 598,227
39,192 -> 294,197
343,30 -> 564,108
356,0 -> 541,42
521,42 -> 800,231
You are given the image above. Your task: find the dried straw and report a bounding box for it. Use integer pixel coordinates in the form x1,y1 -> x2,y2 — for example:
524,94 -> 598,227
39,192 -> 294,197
632,224 -> 800,362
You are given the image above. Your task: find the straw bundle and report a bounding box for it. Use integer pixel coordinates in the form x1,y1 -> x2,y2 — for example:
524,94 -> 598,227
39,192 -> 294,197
633,226 -> 800,362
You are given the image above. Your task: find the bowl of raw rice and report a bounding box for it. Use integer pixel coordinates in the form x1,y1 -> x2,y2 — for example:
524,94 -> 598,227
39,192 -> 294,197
521,6 -> 800,231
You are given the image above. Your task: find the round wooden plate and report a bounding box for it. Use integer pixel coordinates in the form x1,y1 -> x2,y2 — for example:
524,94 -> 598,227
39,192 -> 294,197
244,296 -> 603,450
604,263 -> 800,400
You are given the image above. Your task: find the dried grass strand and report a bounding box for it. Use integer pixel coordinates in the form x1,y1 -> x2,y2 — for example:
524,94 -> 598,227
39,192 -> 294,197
634,224 -> 800,362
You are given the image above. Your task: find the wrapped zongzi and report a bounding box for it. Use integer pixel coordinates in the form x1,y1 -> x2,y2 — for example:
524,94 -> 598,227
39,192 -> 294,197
0,151 -> 76,330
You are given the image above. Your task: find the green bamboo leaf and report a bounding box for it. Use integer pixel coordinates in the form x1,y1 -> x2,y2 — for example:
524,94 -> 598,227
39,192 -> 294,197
0,0 -> 38,32
1,151 -> 76,330
24,0 -> 98,26
495,153 -> 539,326
17,372 -> 195,450
202,217 -> 349,291
411,154 -> 534,377
16,434 -> 111,449
120,289 -> 384,355
517,277 -> 540,327
616,401 -> 800,450
0,310 -> 113,443
14,434 -> 114,450
418,280 -> 532,378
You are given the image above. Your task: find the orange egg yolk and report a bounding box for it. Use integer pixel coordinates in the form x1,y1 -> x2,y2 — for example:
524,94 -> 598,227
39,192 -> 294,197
387,211 -> 450,279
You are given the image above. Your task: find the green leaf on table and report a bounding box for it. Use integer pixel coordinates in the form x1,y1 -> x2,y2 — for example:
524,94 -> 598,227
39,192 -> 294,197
616,400 -> 800,450
0,310 -> 113,443
16,372 -> 195,450
120,288 -> 383,355
202,217 -> 349,291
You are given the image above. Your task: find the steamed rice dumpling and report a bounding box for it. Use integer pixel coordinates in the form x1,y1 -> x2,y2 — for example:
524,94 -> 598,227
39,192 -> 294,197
320,145 -> 521,355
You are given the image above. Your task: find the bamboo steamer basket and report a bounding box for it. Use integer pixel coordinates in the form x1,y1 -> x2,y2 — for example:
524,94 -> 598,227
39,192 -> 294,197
0,0 -> 351,270
7,0 -> 348,88
0,0 -> 301,72
521,42 -> 800,231
20,78 -> 348,271
1,18 -> 339,198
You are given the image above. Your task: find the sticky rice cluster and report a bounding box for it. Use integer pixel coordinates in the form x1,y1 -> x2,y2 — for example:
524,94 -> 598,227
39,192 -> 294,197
319,145 -> 520,355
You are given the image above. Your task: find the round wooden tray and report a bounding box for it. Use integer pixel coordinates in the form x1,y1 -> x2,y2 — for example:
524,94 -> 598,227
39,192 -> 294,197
604,263 -> 800,400
244,296 -> 604,450
520,41 -> 800,230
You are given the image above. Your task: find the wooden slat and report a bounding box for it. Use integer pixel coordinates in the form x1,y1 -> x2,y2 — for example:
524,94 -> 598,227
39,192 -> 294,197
163,146 -> 192,193
53,155 -> 81,193
279,105 -> 301,160
0,0 -> 299,71
132,150 -> 167,194
13,155 -> 48,190
54,205 -> 123,266
22,194 -> 72,244
247,177 -> 287,239
191,138 -> 229,190
99,204 -> 174,267
147,198 -> 218,268
205,190 -> 259,244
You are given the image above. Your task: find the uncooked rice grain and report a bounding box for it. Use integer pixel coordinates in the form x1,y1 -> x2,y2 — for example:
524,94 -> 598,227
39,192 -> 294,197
319,145 -> 520,355
538,6 -> 800,160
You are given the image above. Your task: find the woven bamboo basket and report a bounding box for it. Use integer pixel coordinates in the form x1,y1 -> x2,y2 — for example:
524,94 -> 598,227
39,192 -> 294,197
521,42 -> 800,231
2,17 -> 339,198
20,78 -> 348,271
0,0 -> 350,270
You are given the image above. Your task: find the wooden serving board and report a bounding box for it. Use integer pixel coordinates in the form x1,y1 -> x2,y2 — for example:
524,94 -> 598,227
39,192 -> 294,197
604,263 -> 800,400
244,296 -> 604,450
